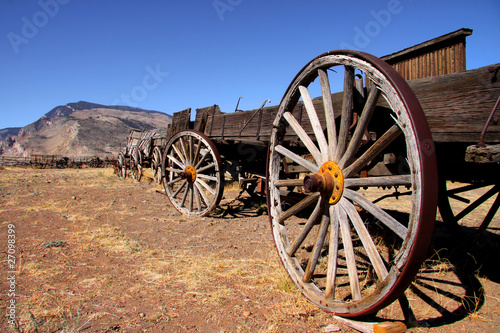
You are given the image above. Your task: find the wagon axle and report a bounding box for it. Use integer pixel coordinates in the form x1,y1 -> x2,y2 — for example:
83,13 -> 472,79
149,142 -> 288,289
180,165 -> 196,183
303,161 -> 344,205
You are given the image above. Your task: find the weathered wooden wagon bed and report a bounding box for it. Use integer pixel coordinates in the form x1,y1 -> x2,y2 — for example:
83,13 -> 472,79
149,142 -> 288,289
158,48 -> 499,317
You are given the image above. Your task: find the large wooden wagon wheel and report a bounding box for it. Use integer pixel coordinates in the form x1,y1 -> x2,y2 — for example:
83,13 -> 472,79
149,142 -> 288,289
162,130 -> 224,216
117,152 -> 127,179
267,50 -> 438,316
130,147 -> 142,182
151,146 -> 163,184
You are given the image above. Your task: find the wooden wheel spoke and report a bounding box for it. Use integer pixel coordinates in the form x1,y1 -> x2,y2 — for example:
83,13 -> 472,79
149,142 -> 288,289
288,199 -> 324,256
196,162 -> 216,174
196,178 -> 216,196
194,150 -> 210,169
337,204 -> 361,300
303,206 -> 330,283
275,145 -> 319,174
318,68 -> 338,160
339,87 -> 381,168
192,185 -> 202,212
166,167 -> 184,174
325,205 -> 340,300
341,198 -> 389,280
189,186 -> 194,212
343,124 -> 402,178
345,175 -> 412,188
179,137 -> 189,164
180,183 -> 190,207
299,85 -> 329,162
274,178 -> 304,188
188,136 -> 194,164
193,139 -> 202,166
335,65 -> 355,162
167,176 -> 183,186
194,181 -> 211,207
172,143 -> 186,165
167,154 -> 185,170
283,111 -> 322,165
278,193 -> 321,225
172,180 -> 187,198
197,174 -> 217,182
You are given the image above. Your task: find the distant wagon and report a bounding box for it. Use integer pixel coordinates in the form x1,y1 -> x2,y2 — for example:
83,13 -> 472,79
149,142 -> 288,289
117,129 -> 167,183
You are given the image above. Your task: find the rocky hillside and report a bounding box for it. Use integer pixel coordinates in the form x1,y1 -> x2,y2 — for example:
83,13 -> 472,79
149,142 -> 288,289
0,101 -> 172,157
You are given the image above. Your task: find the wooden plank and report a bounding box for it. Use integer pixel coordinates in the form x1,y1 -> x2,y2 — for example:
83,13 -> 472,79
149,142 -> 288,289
195,62 -> 499,145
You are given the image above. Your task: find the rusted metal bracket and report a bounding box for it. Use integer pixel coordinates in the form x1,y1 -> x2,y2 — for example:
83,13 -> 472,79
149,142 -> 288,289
477,95 -> 500,147
238,99 -> 271,139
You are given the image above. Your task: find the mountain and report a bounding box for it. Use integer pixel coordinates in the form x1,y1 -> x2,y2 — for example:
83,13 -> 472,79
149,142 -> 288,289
0,128 -> 21,141
0,101 -> 172,157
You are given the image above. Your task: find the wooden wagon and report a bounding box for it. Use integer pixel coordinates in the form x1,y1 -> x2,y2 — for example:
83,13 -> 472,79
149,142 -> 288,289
117,129 -> 167,182
158,46 -> 499,317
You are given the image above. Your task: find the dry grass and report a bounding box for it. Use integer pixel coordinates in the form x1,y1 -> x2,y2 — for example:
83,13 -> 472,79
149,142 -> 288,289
2,164 -> 314,331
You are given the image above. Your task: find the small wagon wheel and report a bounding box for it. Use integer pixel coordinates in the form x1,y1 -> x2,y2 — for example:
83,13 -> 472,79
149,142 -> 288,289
117,152 -> 127,179
151,146 -> 163,184
266,50 -> 438,316
130,147 -> 142,182
162,130 -> 224,216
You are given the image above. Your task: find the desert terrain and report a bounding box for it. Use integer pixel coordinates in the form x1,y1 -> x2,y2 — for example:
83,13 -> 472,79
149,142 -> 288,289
1,166 -> 499,332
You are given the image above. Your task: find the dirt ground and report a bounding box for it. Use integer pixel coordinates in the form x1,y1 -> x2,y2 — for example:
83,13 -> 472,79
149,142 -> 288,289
1,167 -> 499,332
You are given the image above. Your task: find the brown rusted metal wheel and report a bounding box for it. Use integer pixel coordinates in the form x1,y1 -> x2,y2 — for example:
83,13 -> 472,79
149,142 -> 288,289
151,146 -> 163,184
162,130 -> 224,216
266,50 -> 438,316
130,147 -> 142,182
117,152 -> 127,179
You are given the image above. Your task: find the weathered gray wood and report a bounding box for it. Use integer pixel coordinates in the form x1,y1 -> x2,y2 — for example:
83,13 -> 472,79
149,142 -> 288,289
277,192 -> 320,225
288,200 -> 324,256
275,145 -> 319,174
303,209 -> 330,282
168,108 -> 191,138
344,175 -> 412,188
342,199 -> 389,280
284,111 -> 322,164
319,69 -> 338,159
343,189 -> 408,240
325,205 -> 339,300
340,88 -> 381,168
404,63 -> 500,143
335,66 -> 355,161
337,205 -> 362,301
465,144 -> 500,163
300,85 -> 329,162
274,178 -> 304,188
343,125 -> 402,178
196,63 -> 499,144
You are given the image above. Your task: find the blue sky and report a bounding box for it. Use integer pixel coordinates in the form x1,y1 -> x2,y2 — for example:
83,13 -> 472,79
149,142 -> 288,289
1,0 -> 499,129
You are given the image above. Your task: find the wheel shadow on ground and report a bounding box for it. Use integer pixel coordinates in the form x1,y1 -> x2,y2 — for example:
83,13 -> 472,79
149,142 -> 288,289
375,220 -> 500,328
